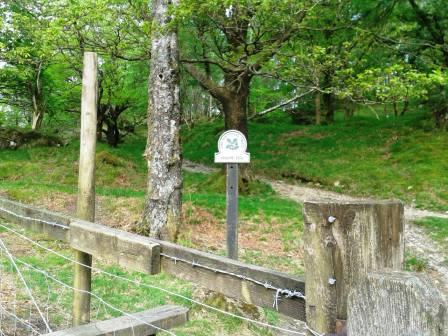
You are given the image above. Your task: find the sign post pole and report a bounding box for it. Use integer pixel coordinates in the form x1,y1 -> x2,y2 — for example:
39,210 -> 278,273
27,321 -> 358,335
215,130 -> 250,260
226,163 -> 238,259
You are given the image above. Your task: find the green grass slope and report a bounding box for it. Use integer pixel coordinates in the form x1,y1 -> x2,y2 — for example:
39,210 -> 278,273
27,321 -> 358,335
183,111 -> 448,211
0,133 -> 303,274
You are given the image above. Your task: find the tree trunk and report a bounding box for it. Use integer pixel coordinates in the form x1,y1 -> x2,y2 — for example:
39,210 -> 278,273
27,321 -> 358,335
323,92 -> 335,123
400,99 -> 409,116
315,92 -> 322,125
31,106 -> 44,130
222,72 -> 250,139
31,90 -> 44,130
104,120 -> 120,147
343,98 -> 354,120
434,106 -> 448,129
141,0 -> 182,241
222,95 -> 248,140
30,63 -> 44,130
221,72 -> 251,190
393,100 -> 399,117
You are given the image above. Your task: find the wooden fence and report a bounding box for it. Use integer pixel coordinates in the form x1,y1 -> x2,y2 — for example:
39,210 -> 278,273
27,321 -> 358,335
2,197 -> 445,336
0,197 -> 306,321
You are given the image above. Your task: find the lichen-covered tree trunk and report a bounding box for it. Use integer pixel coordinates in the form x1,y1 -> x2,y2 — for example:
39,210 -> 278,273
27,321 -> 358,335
141,0 -> 182,241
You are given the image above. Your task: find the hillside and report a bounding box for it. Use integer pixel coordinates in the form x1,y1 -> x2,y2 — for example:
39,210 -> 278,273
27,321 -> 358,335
183,111 -> 448,212
1,109 -> 448,272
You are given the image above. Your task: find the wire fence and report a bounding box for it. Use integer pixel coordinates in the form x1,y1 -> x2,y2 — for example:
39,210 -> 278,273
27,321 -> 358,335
0,208 -> 323,336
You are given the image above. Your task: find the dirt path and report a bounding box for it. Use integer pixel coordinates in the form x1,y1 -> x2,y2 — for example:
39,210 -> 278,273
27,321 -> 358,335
183,161 -> 448,295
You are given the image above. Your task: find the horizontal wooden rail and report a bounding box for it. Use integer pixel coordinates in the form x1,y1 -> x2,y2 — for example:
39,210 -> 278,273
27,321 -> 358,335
71,220 -> 160,275
158,240 -> 305,319
0,197 -> 306,321
43,305 -> 189,336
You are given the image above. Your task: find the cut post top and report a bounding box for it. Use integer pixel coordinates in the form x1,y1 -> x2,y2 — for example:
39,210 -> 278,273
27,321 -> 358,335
304,199 -> 403,206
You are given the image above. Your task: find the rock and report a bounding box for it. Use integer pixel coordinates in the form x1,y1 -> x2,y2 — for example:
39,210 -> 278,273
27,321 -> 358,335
0,128 -> 62,149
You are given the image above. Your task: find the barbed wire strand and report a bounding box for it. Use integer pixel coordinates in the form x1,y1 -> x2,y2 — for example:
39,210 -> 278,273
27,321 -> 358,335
0,208 -> 70,230
160,253 -> 306,303
0,215 -> 324,336
0,238 -> 52,333
0,241 -> 176,336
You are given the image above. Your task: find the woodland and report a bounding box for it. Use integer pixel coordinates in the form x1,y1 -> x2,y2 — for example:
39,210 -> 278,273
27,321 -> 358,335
0,1 -> 448,335
1,1 -> 448,253
1,0 -> 447,137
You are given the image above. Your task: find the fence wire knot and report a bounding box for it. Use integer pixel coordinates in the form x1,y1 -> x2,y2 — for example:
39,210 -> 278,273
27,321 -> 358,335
272,288 -> 306,311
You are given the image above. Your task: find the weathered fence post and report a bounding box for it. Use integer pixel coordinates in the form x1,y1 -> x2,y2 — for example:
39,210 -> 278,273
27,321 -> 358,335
303,200 -> 404,335
72,52 -> 98,326
348,270 -> 448,336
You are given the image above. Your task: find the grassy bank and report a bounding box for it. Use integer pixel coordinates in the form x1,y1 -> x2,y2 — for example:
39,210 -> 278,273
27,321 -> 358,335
0,134 -> 304,274
183,111 -> 448,212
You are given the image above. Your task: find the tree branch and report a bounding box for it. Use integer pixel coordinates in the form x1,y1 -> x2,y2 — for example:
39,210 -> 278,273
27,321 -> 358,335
249,89 -> 315,119
182,63 -> 228,101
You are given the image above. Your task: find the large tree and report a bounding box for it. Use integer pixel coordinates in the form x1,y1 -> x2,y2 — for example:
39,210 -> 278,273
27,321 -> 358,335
403,0 -> 448,127
141,0 -> 182,240
178,1 -> 316,139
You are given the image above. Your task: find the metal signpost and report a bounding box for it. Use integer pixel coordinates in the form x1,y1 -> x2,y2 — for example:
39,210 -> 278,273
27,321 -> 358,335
215,130 -> 250,260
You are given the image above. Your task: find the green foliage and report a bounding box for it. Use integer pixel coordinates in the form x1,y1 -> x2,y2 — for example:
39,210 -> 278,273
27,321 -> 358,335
348,64 -> 447,108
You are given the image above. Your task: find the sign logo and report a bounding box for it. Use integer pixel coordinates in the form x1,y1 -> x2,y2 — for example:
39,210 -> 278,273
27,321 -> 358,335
215,130 -> 250,163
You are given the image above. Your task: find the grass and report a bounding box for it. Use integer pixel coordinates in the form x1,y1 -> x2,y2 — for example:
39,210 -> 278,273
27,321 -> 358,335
182,109 -> 448,212
0,220 -> 277,335
414,217 -> 448,252
0,133 -> 304,275
405,253 -> 428,272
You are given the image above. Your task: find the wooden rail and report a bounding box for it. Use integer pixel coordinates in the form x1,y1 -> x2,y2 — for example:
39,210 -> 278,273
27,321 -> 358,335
70,220 -> 160,275
0,197 -> 306,321
43,305 -> 189,336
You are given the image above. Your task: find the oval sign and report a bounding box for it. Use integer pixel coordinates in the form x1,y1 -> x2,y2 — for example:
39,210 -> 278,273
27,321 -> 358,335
215,130 -> 250,163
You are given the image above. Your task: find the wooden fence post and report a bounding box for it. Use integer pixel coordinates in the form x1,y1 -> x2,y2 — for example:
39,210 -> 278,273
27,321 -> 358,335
72,52 -> 98,326
348,270 -> 448,335
303,200 -> 404,335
